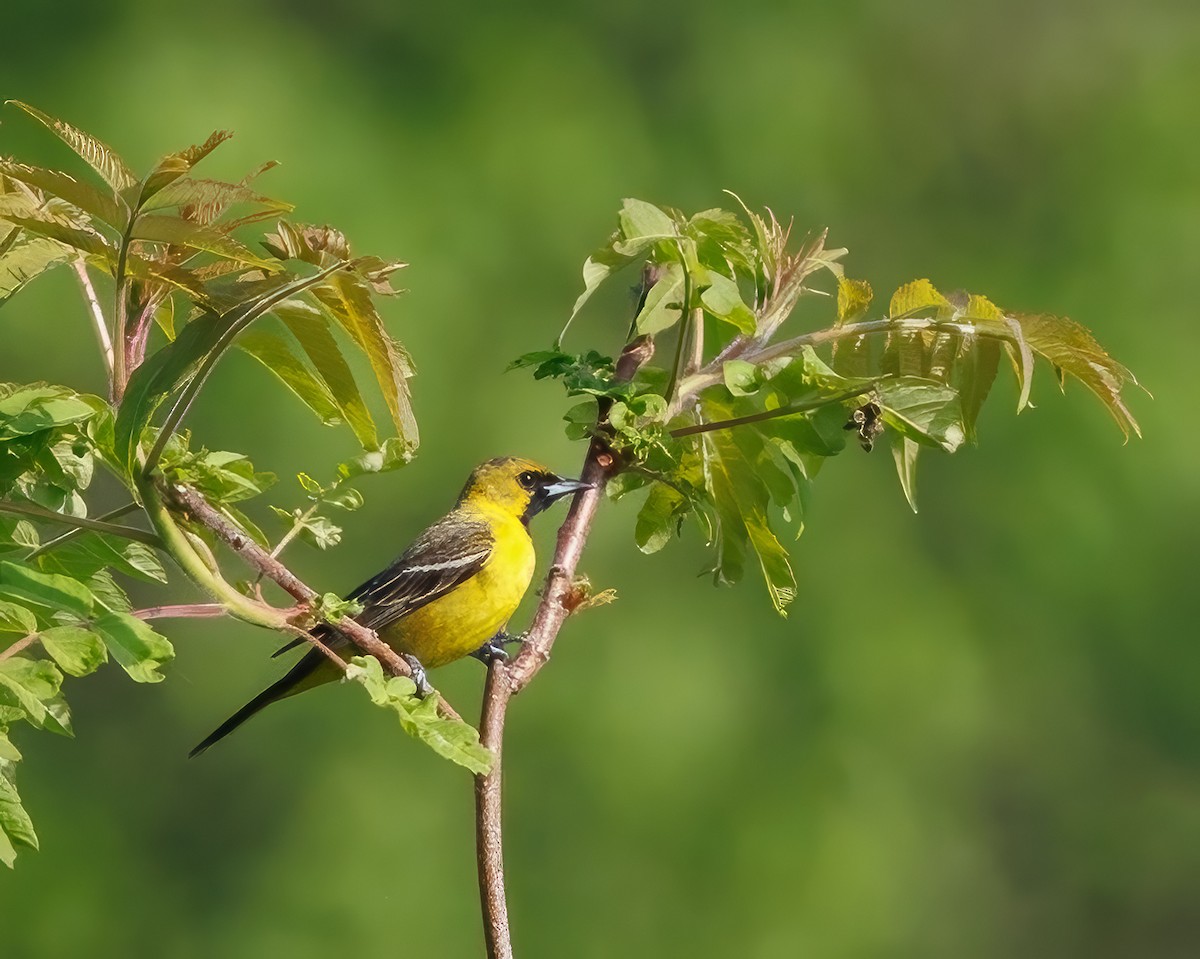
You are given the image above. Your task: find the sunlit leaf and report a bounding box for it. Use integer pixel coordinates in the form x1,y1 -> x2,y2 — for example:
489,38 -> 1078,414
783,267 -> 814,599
634,261 -> 687,335
131,215 -> 279,270
6,101 -> 136,192
314,274 -> 417,446
0,216 -> 110,261
0,238 -> 67,307
1013,312 -> 1142,439
0,160 -> 125,228
346,656 -> 493,774
237,328 -> 342,427
701,272 -> 756,334
137,130 -> 234,206
272,300 -> 377,448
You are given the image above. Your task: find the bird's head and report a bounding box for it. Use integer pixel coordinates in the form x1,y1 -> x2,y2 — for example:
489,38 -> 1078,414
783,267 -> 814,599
459,457 -> 592,524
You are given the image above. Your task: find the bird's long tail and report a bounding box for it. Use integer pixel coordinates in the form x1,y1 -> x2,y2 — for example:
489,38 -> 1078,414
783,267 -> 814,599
189,650 -> 331,758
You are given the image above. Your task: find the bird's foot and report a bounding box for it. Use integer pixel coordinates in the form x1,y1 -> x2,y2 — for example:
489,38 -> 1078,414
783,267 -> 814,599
470,631 -> 525,665
401,653 -> 433,697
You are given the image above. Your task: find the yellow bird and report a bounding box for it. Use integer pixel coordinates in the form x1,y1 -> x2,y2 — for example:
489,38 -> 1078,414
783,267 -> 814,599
190,457 -> 590,756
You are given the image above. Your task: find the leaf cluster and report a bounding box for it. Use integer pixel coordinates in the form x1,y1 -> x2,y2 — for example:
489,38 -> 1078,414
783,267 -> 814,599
519,197 -> 1143,615
0,105 -> 433,865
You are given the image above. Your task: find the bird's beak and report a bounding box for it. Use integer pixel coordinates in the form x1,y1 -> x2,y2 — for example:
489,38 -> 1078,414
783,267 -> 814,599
524,476 -> 593,522
539,477 -> 593,502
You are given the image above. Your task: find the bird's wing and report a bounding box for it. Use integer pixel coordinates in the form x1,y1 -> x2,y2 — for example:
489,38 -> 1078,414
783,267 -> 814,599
272,515 -> 494,658
350,516 -> 494,632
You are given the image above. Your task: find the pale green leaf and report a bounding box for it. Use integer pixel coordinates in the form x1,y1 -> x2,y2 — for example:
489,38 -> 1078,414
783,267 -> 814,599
91,612 -> 174,683
39,625 -> 107,677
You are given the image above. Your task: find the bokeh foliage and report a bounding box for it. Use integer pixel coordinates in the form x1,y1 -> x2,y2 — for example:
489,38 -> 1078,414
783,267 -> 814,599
0,1 -> 1196,956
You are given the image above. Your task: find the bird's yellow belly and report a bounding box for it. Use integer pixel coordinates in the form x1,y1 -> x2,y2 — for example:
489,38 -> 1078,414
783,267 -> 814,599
381,536 -> 535,669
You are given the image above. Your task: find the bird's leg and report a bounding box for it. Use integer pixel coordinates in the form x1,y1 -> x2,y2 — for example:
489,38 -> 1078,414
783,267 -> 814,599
470,630 -> 525,665
401,653 -> 433,697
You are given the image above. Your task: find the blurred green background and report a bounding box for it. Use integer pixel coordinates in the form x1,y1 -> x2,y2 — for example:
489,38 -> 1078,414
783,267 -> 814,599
2,0 -> 1197,956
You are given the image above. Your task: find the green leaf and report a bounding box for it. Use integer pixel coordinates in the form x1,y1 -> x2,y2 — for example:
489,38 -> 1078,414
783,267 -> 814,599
722,360 -> 763,397
0,216 -> 111,261
889,278 -> 952,319
700,272 -> 756,334
560,243 -> 631,345
346,656 -> 493,774
123,263 -> 349,472
0,601 -> 37,636
0,730 -> 20,761
0,238 -> 72,305
130,215 -> 279,270
136,130 -> 234,206
634,261 -> 687,335
0,656 -> 62,728
142,176 -> 292,221
237,329 -> 343,427
837,276 -> 874,323
0,385 -> 98,452
0,159 -> 125,227
39,625 -> 107,677
297,514 -> 342,550
88,570 -> 130,613
7,101 -> 136,192
891,435 -> 921,513
314,274 -> 418,446
90,612 -> 174,683
705,426 -> 796,614
36,532 -> 167,585
336,436 -> 413,480
273,300 -> 378,448
875,378 -> 966,453
0,561 -> 94,619
635,482 -> 687,554
0,773 -> 38,862
618,198 -> 677,247
1013,312 -> 1142,439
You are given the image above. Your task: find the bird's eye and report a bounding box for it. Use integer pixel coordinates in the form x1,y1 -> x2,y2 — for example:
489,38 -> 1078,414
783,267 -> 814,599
517,471 -> 537,490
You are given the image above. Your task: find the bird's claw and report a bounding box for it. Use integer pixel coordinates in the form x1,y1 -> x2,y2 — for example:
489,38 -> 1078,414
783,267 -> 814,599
401,653 -> 433,697
470,631 -> 525,665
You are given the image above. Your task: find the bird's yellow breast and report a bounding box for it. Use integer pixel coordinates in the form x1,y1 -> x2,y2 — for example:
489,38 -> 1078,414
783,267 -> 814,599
380,508 -> 535,668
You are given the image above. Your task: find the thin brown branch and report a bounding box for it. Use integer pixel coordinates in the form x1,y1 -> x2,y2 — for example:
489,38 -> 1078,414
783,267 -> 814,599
0,633 -> 39,664
162,482 -> 463,723
71,258 -> 113,376
474,335 -> 654,959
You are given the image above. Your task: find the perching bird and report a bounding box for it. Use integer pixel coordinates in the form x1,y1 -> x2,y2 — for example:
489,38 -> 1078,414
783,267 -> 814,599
190,457 -> 590,756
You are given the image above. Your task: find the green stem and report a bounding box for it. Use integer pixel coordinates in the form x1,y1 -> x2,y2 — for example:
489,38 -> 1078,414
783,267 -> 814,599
674,316 -> 1021,411
0,499 -> 162,549
663,243 -> 694,406
135,476 -> 287,630
112,219 -> 136,403
142,260 -> 350,477
26,503 -> 142,559
668,386 -> 874,439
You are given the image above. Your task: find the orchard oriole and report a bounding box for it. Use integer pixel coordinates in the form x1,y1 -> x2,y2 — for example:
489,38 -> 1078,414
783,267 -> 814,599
190,457 -> 589,755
